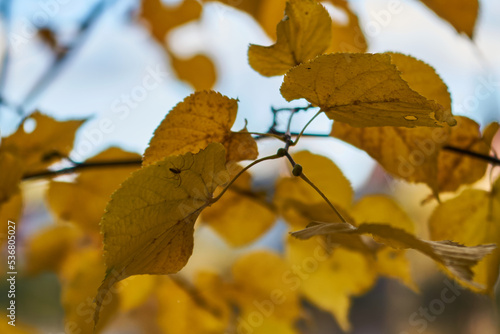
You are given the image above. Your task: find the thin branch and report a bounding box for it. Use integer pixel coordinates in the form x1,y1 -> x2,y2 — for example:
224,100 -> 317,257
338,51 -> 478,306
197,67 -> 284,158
292,110 -> 323,146
229,185 -> 277,212
17,0 -> 112,116
443,145 -> 500,166
211,154 -> 282,203
22,159 -> 142,180
299,172 -> 348,224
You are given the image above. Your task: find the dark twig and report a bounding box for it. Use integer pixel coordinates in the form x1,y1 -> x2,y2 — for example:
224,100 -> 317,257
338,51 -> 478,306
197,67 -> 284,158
443,145 -> 500,166
22,159 -> 142,180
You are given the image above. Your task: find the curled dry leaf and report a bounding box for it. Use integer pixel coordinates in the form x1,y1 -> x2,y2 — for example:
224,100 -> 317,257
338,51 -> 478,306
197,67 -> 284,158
429,177 -> 500,295
292,221 -> 496,288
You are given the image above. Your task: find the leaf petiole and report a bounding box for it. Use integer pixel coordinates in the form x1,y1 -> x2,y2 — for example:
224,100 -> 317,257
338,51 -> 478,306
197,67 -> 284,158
210,154 -> 282,203
299,172 -> 348,224
292,110 -> 323,146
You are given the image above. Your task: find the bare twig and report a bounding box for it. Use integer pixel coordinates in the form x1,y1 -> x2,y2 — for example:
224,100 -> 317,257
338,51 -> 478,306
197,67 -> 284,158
22,159 -> 142,180
17,0 -> 112,116
443,145 -> 500,166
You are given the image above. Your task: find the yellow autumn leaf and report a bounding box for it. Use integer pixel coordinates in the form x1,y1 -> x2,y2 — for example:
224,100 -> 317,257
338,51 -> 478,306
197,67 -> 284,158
156,275 -> 230,334
229,251 -> 301,332
0,191 -> 22,248
0,111 -> 84,173
95,143 -> 229,323
254,0 -> 288,40
143,91 -> 257,166
202,0 -> 264,20
292,221 -> 496,289
0,151 -> 23,204
169,52 -> 217,91
248,0 -> 331,77
0,317 -> 39,333
25,224 -> 83,276
331,123 -> 444,193
274,151 -> 353,229
429,177 -> 500,295
118,275 -> 157,312
61,249 -> 120,334
420,0 -> 478,38
140,0 -> 219,90
390,52 -> 452,110
140,0 -> 202,42
281,53 -> 456,127
286,237 -> 377,331
437,119 -> 498,192
329,52 -> 457,193
325,0 -> 368,53
47,147 -> 140,234
331,117 -> 496,194
202,169 -> 276,247
350,195 -> 418,291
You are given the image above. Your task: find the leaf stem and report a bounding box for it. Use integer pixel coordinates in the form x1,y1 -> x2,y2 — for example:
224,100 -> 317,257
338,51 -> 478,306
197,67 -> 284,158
299,172 -> 348,224
292,110 -> 323,146
241,131 -> 285,141
211,154 -> 282,203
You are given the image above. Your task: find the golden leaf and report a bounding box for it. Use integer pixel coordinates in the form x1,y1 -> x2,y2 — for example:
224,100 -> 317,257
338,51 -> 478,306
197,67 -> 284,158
286,237 -> 377,331
140,0 -> 202,42
118,275 -> 157,312
331,117 -> 496,194
143,91 -> 257,166
429,178 -> 500,295
0,151 -> 23,204
0,191 -> 22,248
25,224 -> 82,276
274,151 -> 353,229
281,53 -> 456,127
229,251 -> 301,333
0,112 -> 84,173
202,169 -> 276,247
437,119 -> 498,192
95,143 -> 229,324
420,0 -> 478,38
350,195 -> 418,291
325,0 -> 368,53
169,52 -> 217,91
47,147 -> 140,234
61,249 -> 120,334
156,274 -> 230,334
248,0 -> 331,76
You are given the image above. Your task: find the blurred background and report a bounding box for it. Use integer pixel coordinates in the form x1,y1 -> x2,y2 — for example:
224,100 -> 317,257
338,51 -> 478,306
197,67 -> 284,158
0,0 -> 499,333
